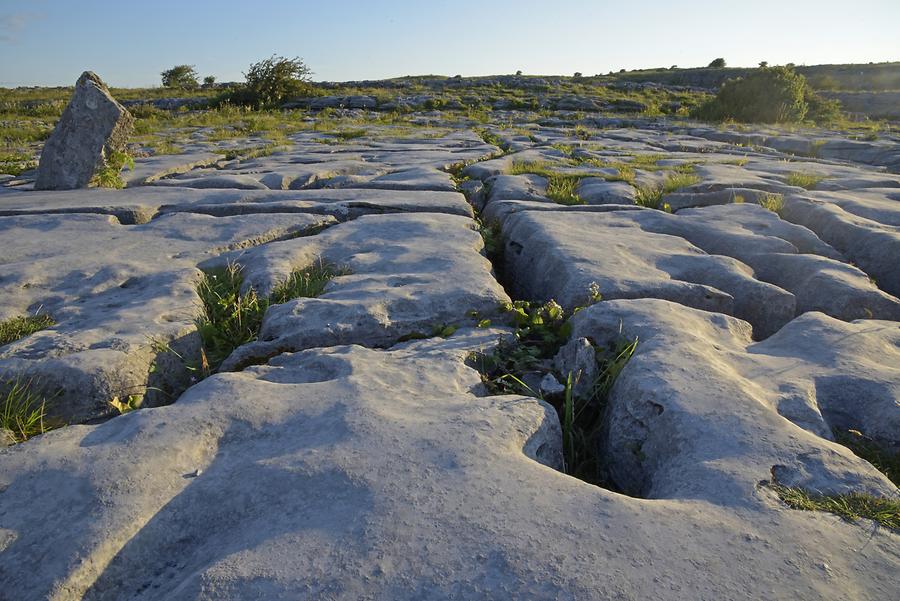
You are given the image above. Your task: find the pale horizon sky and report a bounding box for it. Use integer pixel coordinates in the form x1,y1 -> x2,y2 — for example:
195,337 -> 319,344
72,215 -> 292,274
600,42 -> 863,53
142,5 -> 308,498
1,0 -> 898,87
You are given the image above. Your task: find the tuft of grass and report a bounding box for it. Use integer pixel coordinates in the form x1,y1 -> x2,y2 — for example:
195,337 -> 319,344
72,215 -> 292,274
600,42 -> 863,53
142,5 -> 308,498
0,313 -> 55,347
1,379 -> 51,444
550,143 -> 576,156
195,264 -> 268,372
757,192 -> 785,214
334,128 -> 367,140
217,144 -> 283,161
561,336 -> 638,480
634,172 -> 699,210
772,485 -> 899,531
509,160 -> 555,177
627,153 -> 664,170
662,172 -> 701,193
196,261 -> 346,371
785,171 -> 825,189
270,262 -> 348,304
477,128 -> 506,150
546,174 -> 584,205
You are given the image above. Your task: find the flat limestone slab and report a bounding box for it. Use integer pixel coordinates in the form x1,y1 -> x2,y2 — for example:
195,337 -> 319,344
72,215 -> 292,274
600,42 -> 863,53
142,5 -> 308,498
782,194 -> 900,298
214,212 -> 509,369
0,187 -> 473,223
124,152 -> 222,186
503,206 -> 900,335
502,209 -> 796,337
0,329 -> 896,600
0,211 -> 334,423
566,299 -> 899,499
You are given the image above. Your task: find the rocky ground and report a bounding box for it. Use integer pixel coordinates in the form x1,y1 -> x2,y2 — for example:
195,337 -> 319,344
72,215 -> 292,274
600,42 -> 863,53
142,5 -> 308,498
1,94 -> 899,599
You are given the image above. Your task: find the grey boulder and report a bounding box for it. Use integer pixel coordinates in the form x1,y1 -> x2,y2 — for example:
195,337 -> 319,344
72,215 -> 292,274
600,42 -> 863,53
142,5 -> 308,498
35,72 -> 134,190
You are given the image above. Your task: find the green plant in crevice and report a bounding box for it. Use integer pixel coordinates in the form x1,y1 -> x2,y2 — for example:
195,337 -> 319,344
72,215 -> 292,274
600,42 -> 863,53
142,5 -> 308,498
757,192 -> 785,214
471,299 -> 574,397
471,294 -> 637,484
91,149 -> 135,189
1,378 -> 53,444
771,485 -> 899,531
546,174 -> 584,205
561,336 -> 638,481
270,262 -> 350,304
476,218 -> 503,266
477,128 -> 507,151
834,428 -> 899,486
0,313 -> 55,347
785,171 -> 824,190
195,261 -> 346,372
634,172 -> 700,211
195,263 -> 268,372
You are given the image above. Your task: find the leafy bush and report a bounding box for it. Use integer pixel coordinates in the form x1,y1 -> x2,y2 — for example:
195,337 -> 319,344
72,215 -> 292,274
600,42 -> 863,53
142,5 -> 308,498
161,65 -> 200,89
693,66 -> 841,124
202,75 -> 216,87
220,55 -> 313,109
708,58 -> 727,68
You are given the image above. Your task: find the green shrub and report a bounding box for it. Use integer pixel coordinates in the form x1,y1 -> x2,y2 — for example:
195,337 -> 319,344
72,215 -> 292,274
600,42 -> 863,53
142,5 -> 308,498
693,66 -> 840,124
708,58 -> 727,68
220,55 -> 313,109
161,65 -> 200,89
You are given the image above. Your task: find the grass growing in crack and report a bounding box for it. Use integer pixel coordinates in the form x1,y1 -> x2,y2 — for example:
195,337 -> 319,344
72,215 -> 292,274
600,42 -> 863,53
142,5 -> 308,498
634,173 -> 700,211
757,192 -> 785,214
507,160 -> 585,205
477,128 -> 507,151
562,336 -> 638,480
834,428 -> 899,486
1,379 -> 51,444
771,485 -> 899,531
217,144 -> 284,161
196,261 -> 346,371
196,264 -> 269,371
476,218 -> 503,265
0,313 -> 55,347
546,174 -> 584,205
270,262 -> 349,304
785,171 -> 824,189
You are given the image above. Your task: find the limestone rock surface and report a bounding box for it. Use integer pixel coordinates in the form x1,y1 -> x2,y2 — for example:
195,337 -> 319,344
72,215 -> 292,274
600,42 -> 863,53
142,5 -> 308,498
35,72 -> 134,190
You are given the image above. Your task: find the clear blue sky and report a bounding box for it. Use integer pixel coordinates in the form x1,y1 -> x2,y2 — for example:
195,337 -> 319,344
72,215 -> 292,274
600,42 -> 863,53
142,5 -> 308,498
1,0 -> 898,87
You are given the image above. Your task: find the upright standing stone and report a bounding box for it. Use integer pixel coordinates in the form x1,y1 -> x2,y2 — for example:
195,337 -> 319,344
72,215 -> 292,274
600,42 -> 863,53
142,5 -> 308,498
34,71 -> 134,190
